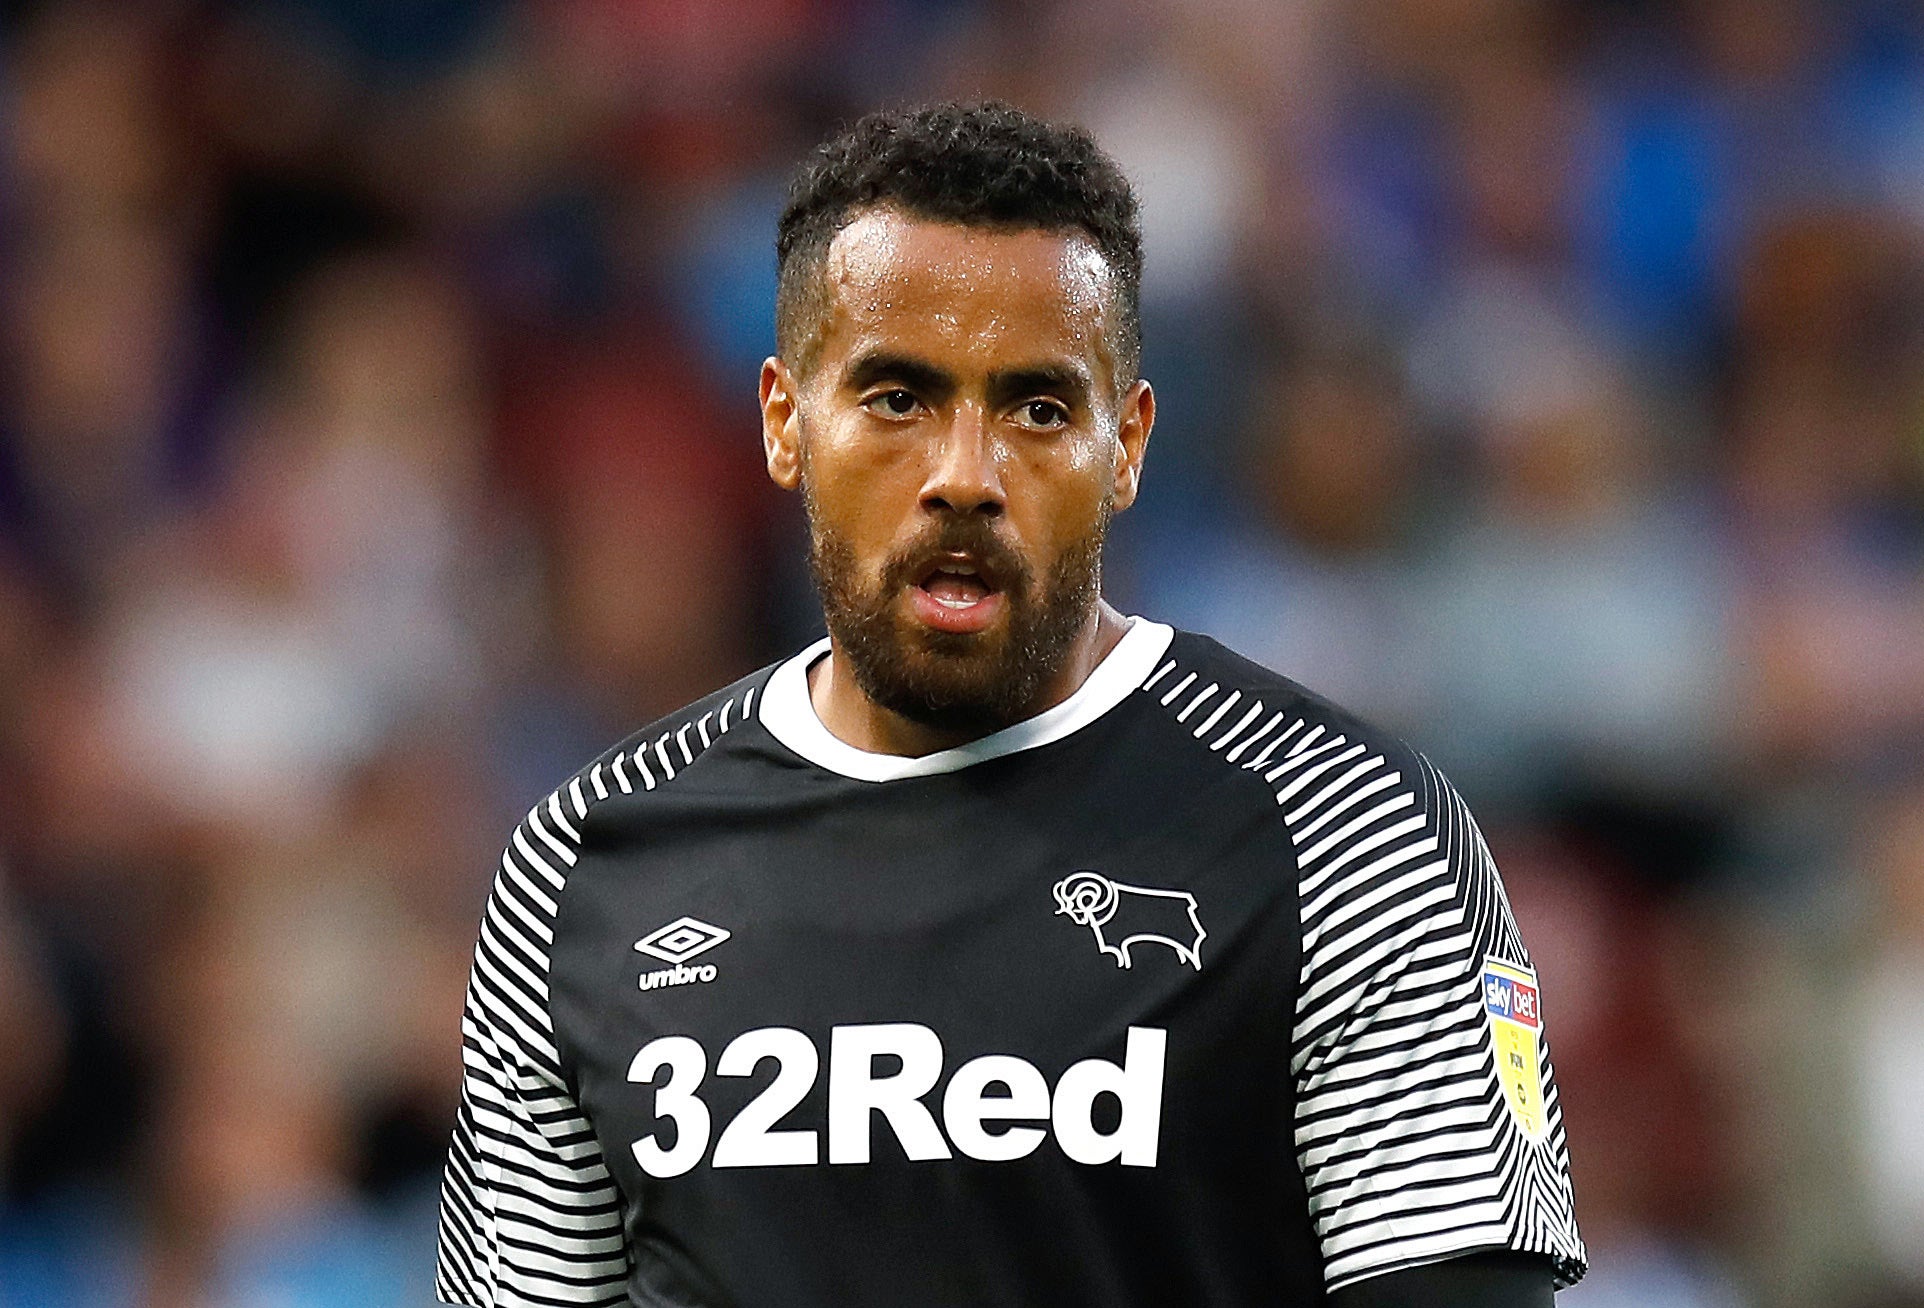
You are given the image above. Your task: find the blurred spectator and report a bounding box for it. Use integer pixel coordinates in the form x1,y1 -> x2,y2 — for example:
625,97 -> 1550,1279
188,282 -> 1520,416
497,323 -> 772,722
2,6 -> 220,595
1414,327 -> 1733,806
1725,210 -> 1924,782
1855,777 -> 1924,1293
0,880 -> 64,1184
99,250 -> 497,838
1145,343 -> 1432,731
1497,819 -> 1747,1308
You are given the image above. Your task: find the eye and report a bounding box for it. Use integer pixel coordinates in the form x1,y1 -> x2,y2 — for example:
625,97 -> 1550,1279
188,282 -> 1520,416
1016,399 -> 1069,430
863,389 -> 920,418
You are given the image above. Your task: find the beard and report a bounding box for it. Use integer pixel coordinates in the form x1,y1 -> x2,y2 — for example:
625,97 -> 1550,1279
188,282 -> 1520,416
804,490 -> 1110,737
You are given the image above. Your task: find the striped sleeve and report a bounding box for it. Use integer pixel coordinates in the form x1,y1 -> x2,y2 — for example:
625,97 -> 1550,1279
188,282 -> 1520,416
436,789 -> 629,1307
1289,749 -> 1585,1292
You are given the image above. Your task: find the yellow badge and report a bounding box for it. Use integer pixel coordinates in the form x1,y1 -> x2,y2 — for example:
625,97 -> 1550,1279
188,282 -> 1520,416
1482,957 -> 1548,1142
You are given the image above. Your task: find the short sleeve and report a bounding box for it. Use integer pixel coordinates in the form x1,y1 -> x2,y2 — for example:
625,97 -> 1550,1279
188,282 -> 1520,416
1289,750 -> 1585,1292
437,796 -> 631,1307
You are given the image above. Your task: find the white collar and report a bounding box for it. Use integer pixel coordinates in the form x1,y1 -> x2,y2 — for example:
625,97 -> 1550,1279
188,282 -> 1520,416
757,616 -> 1174,782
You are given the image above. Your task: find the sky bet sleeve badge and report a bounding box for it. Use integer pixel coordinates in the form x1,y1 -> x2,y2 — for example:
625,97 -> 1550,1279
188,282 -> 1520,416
1482,957 -> 1548,1142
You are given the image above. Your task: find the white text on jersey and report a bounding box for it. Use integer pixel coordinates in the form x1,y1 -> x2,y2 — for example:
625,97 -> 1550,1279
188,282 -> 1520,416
639,962 -> 718,990
625,1023 -> 1166,1177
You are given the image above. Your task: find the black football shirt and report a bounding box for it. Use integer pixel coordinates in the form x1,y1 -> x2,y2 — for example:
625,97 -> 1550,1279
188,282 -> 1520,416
435,619 -> 1586,1307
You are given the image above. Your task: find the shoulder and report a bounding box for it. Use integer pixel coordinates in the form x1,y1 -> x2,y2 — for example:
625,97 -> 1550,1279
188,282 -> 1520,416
1142,628 -> 1495,939
1141,627 -> 1430,814
584,667 -> 778,801
511,663 -> 783,862
1150,628 -> 1407,744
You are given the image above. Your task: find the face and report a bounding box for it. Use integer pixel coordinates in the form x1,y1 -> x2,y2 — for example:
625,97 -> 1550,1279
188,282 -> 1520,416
761,209 -> 1153,732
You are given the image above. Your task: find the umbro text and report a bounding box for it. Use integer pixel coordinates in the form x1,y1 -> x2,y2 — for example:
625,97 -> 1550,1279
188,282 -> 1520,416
639,962 -> 718,990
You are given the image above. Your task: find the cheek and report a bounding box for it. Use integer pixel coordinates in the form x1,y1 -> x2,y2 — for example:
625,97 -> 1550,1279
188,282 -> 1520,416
1047,435 -> 1097,479
802,432 -> 920,560
1054,416 -> 1124,487
1022,437 -> 1116,523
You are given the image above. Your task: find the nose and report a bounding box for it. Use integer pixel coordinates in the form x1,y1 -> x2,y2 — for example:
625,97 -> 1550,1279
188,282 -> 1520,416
919,405 -> 1006,518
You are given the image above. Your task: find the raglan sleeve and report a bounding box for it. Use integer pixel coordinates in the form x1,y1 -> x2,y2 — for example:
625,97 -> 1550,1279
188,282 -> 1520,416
1288,747 -> 1585,1293
436,794 -> 631,1307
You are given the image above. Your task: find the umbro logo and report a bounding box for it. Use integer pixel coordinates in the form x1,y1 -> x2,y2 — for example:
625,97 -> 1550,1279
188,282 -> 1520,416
637,916 -> 730,963
635,916 -> 730,990
1053,872 -> 1205,970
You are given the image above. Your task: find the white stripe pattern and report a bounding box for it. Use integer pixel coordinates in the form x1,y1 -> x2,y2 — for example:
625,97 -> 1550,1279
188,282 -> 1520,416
436,688 -> 755,1307
1140,655 -> 1584,1292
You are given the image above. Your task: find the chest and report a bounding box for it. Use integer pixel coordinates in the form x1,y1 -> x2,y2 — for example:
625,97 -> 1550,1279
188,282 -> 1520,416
548,758 -> 1302,1199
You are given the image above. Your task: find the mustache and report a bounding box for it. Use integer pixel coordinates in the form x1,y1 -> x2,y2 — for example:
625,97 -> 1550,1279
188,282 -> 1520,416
879,518 -> 1032,592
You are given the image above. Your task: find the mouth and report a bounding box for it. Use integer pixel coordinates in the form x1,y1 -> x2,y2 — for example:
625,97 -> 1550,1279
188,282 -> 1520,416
906,552 -> 1007,635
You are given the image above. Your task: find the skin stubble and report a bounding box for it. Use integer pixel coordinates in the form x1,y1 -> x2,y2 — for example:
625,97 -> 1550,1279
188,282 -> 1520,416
802,464 -> 1113,736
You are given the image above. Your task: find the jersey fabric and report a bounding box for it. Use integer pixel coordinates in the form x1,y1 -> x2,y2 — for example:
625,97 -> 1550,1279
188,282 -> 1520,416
435,619 -> 1586,1307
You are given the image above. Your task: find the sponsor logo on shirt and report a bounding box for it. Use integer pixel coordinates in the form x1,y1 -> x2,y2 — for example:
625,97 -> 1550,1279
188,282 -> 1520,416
624,1024 -> 1167,1177
1483,957 -> 1548,1141
636,917 -> 730,990
1053,872 -> 1205,970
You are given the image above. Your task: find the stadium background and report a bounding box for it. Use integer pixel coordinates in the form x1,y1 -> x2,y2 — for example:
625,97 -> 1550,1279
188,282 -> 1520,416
1,0 -> 1922,1304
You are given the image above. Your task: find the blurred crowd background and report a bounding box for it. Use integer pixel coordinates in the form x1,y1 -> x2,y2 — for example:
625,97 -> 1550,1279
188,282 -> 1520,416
1,0 -> 1923,1304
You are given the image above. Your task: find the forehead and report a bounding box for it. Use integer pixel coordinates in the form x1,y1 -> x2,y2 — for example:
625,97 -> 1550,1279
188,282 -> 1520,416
816,209 -> 1118,378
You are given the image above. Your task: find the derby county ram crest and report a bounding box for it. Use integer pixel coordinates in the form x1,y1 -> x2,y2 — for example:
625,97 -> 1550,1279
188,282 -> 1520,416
1053,871 -> 1206,970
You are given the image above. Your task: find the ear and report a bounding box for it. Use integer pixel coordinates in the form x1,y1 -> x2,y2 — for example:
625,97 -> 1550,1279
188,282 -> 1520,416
1110,379 -> 1154,511
761,356 -> 803,492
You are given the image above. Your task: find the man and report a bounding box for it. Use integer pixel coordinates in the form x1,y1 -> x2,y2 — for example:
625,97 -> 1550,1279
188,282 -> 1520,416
436,102 -> 1585,1307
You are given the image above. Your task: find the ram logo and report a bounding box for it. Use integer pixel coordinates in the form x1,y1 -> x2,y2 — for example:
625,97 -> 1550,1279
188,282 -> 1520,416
1053,872 -> 1205,971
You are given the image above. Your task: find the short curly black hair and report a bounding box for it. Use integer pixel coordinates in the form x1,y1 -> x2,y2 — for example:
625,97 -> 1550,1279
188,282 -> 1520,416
775,101 -> 1143,384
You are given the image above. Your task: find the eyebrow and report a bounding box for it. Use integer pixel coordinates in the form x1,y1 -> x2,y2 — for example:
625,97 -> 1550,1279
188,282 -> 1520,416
842,351 -> 1093,411
986,364 -> 1091,412
843,351 -> 956,400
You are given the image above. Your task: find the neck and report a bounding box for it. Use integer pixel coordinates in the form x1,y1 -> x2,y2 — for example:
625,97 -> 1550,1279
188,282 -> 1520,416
808,600 -> 1131,757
